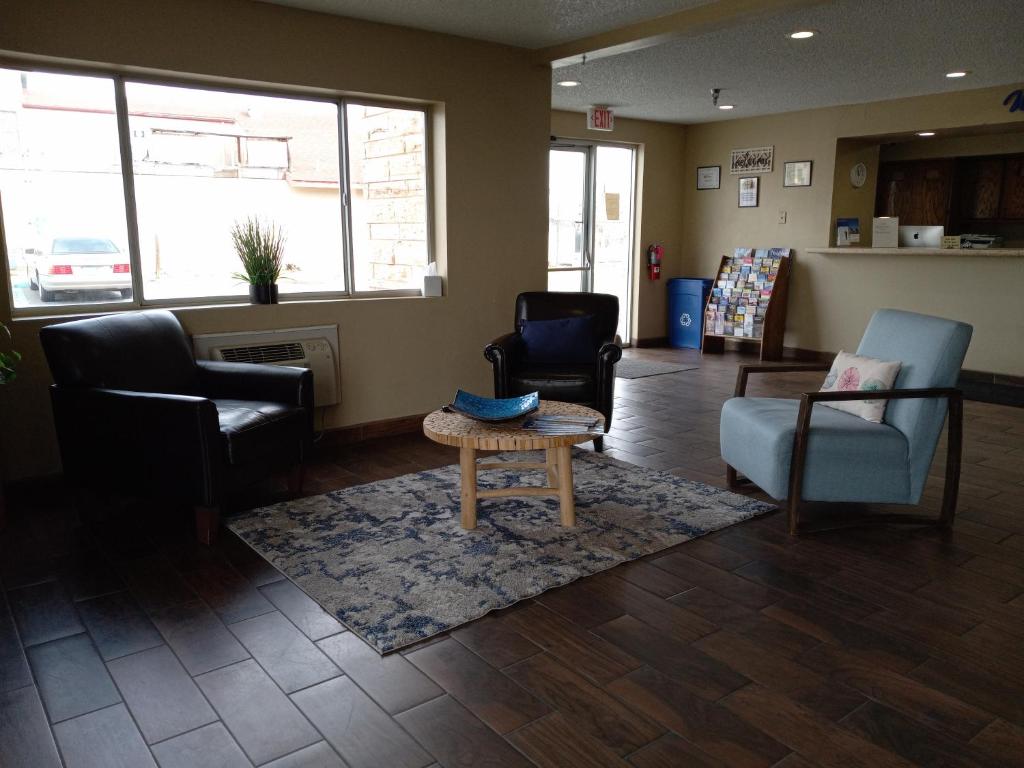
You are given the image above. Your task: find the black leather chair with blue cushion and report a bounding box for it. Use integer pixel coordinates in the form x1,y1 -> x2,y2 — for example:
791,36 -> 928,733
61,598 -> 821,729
484,291 -> 621,450
40,310 -> 313,544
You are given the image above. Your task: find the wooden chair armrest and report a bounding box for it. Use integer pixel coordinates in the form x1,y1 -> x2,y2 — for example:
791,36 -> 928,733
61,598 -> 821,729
734,362 -> 833,397
787,388 -> 964,527
802,387 -> 961,404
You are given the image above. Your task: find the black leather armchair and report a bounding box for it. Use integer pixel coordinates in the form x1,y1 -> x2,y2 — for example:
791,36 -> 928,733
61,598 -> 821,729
40,310 -> 313,544
484,292 -> 621,450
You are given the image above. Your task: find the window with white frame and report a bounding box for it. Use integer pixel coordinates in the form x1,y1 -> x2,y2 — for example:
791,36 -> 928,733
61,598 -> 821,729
0,67 -> 432,311
0,69 -> 133,307
346,104 -> 429,292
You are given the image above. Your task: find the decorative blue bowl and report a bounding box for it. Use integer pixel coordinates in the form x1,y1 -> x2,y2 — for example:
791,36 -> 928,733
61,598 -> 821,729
448,389 -> 539,422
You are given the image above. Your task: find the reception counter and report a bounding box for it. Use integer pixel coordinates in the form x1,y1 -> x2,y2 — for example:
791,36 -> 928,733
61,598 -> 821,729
768,246 -> 1023,380
807,247 -> 1024,258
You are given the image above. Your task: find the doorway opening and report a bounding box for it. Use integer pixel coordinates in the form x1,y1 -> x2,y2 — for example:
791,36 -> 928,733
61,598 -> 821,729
547,141 -> 637,343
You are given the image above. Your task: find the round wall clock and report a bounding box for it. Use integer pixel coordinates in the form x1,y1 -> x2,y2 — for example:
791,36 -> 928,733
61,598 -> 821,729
850,162 -> 868,188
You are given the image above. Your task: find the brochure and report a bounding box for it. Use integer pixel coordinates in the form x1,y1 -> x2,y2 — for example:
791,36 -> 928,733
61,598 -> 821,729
836,218 -> 860,246
873,217 -> 898,248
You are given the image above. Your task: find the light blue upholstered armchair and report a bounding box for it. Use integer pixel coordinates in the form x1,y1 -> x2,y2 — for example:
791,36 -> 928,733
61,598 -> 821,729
720,309 -> 973,534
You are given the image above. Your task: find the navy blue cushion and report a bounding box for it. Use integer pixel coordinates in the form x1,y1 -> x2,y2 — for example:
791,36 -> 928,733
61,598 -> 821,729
520,315 -> 596,365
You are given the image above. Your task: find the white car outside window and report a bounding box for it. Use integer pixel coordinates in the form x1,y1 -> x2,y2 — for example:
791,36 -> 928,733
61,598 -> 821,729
30,237 -> 132,302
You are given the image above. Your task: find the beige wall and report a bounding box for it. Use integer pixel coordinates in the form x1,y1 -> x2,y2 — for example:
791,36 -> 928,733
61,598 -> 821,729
550,111 -> 687,342
880,129 -> 1024,162
0,0 -> 552,481
681,85 -> 1024,376
829,140 -> 881,247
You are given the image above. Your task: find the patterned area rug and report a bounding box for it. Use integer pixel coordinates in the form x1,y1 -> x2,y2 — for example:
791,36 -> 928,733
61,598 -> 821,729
229,450 -> 773,653
616,359 -> 699,379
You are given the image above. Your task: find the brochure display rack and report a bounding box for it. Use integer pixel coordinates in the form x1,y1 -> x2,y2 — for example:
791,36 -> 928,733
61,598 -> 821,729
702,248 -> 792,361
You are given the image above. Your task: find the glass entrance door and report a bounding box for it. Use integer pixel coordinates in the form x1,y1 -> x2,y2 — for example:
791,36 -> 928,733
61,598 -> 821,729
547,148 -> 590,294
547,142 -> 635,342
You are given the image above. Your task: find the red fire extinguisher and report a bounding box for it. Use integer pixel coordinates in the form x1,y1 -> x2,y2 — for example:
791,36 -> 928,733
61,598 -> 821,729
647,244 -> 663,280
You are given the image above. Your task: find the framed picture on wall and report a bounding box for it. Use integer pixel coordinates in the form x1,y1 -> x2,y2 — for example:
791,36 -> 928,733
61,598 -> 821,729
729,146 -> 773,174
784,160 -> 813,187
697,165 -> 721,189
738,176 -> 759,207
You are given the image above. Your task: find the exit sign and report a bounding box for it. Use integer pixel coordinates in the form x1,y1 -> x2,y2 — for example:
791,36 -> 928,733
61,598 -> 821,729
587,106 -> 614,132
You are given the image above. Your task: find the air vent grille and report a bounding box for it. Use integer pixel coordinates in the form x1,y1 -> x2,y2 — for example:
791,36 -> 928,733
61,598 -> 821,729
218,342 -> 305,364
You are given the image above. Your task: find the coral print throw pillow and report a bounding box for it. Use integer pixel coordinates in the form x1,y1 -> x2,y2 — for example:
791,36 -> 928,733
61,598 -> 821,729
819,350 -> 902,423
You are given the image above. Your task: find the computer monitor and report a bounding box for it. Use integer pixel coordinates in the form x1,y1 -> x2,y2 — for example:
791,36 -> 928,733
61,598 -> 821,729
899,226 -> 944,248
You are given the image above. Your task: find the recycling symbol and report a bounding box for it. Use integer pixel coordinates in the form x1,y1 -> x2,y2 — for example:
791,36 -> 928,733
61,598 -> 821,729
679,313 -> 692,327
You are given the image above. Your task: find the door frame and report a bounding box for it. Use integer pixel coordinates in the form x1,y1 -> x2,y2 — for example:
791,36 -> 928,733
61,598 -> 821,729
548,138 -> 638,343
547,144 -> 594,292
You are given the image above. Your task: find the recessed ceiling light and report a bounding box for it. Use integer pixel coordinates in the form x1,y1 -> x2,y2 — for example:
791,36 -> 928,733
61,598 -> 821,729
945,70 -> 969,78
789,30 -> 815,39
556,80 -> 581,87
917,131 -> 936,137
718,104 -> 735,110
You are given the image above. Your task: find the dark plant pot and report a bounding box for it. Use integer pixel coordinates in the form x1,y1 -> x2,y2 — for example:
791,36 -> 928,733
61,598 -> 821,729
249,283 -> 278,305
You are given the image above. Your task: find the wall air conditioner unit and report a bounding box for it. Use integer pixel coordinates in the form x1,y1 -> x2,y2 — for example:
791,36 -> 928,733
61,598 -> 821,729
191,325 -> 340,407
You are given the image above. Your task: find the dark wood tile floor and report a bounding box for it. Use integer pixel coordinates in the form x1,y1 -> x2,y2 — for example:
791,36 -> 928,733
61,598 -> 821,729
2,348 -> 1023,767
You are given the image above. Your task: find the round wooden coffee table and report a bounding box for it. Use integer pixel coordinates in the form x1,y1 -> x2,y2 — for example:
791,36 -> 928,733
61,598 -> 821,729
423,401 -> 604,529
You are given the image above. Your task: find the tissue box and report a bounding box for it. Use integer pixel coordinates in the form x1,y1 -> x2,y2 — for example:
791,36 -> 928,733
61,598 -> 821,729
423,275 -> 443,297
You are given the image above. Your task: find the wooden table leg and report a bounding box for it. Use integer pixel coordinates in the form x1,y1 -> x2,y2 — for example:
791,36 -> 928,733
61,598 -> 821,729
556,445 -> 575,526
459,445 -> 477,529
546,448 -> 559,488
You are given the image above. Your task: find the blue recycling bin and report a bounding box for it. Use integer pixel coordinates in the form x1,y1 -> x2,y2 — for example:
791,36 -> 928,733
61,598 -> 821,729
667,277 -> 713,348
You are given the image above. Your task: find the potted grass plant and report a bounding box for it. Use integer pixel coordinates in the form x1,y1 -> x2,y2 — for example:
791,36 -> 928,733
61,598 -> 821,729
231,216 -> 285,304
0,322 -> 19,385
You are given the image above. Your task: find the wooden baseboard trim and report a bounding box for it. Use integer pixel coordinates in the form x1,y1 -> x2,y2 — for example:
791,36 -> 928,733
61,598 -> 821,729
626,341 -> 1020,406
634,336 -> 669,348
5,414 -> 432,491
957,369 -> 1024,407
319,412 -> 430,446
960,368 -> 1024,388
783,346 -> 834,362
784,347 -> 1022,407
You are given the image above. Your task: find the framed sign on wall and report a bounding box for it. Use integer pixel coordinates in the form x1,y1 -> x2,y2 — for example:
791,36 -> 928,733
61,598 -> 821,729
783,160 -> 812,187
738,176 -> 759,207
697,166 -> 721,189
730,146 -> 773,174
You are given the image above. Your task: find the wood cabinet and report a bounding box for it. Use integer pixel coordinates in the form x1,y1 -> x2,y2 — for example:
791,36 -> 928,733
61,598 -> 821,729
957,157 -> 1002,220
875,159 -> 954,226
876,153 -> 1024,230
1001,156 -> 1024,219
951,153 -> 1024,227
